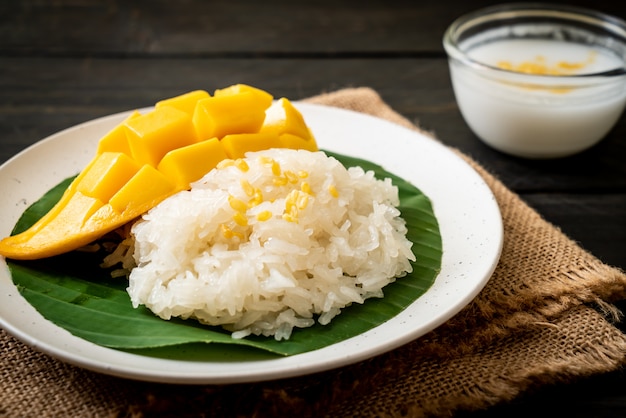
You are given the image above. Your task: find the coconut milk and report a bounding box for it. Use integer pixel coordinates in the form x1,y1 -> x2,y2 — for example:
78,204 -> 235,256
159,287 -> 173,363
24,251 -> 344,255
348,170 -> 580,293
450,38 -> 626,158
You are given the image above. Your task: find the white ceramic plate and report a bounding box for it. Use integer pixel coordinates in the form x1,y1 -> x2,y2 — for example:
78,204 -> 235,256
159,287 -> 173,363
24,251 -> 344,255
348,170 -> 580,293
0,103 -> 502,384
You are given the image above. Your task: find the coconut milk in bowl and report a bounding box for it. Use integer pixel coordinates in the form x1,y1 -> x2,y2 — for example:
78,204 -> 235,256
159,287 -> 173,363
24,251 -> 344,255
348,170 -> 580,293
443,3 -> 626,158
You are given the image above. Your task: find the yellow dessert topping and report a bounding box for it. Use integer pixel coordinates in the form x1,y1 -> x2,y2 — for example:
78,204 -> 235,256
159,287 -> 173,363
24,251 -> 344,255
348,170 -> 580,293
497,51 -> 597,76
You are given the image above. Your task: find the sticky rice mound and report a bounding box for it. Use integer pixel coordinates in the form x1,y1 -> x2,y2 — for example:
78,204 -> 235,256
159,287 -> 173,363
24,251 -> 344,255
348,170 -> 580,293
127,149 -> 415,340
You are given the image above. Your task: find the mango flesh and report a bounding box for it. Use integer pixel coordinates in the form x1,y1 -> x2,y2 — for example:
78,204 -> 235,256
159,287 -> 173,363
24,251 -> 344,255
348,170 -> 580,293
0,84 -> 318,260
96,111 -> 140,155
77,152 -> 141,203
124,106 -> 199,167
193,92 -> 269,140
155,90 -> 210,116
261,98 -> 315,141
221,132 -> 283,159
157,138 -> 228,189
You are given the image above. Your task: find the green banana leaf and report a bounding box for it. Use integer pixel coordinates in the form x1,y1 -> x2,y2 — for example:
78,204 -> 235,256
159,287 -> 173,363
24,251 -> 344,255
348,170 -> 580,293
7,151 -> 442,357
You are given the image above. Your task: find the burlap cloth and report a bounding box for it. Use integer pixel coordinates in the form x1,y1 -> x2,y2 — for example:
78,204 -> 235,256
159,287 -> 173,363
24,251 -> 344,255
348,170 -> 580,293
2,87 -> 626,418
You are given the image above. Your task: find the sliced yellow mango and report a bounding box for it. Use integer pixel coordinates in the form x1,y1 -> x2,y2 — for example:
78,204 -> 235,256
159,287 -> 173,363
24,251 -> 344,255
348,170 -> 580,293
0,192 -> 105,260
261,98 -> 314,140
59,192 -> 105,227
109,165 -> 176,214
158,138 -> 228,188
221,132 -> 282,159
96,111 -> 141,156
155,90 -> 210,116
214,84 -> 273,107
76,152 -> 141,203
124,106 -> 198,167
13,154 -> 111,238
0,84 -> 318,261
279,133 -> 318,152
192,91 -> 272,140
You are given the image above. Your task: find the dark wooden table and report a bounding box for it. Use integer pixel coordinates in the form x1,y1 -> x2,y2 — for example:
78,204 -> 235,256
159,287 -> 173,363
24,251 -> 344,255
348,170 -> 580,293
1,1 -> 625,416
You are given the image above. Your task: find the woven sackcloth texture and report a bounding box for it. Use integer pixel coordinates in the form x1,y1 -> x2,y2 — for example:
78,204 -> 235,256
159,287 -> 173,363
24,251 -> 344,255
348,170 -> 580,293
2,87 -> 626,418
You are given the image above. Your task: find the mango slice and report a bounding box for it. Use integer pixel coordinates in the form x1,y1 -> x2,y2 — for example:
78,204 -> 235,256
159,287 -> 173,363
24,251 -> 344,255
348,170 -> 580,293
0,85 -> 317,260
77,152 -> 141,203
4,192 -> 108,260
193,93 -> 268,140
261,98 -> 314,140
157,138 -> 228,188
124,106 -> 198,167
155,90 -> 210,116
108,165 -> 176,214
279,133 -> 318,152
221,132 -> 282,159
214,84 -> 274,105
96,111 -> 140,155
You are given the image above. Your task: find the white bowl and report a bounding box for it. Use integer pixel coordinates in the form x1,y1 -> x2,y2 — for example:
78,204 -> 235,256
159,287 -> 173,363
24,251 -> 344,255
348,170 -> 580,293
443,3 -> 626,158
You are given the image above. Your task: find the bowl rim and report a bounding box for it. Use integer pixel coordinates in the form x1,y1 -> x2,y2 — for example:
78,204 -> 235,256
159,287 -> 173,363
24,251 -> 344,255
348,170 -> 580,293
442,2 -> 626,79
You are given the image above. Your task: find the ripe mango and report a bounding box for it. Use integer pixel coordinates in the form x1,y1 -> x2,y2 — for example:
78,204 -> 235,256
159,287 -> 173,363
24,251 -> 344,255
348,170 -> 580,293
0,85 -> 318,260
193,93 -> 267,140
221,132 -> 283,159
157,138 -> 228,189
261,98 -> 315,140
124,106 -> 198,167
155,90 -> 210,116
96,111 -> 140,156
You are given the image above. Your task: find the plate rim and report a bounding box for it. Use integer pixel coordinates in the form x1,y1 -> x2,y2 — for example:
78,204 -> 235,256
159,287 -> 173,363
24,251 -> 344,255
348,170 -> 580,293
0,102 -> 503,384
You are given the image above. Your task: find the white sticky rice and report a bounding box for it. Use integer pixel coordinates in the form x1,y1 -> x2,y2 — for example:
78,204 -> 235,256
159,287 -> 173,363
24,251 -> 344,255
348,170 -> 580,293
124,148 -> 415,340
